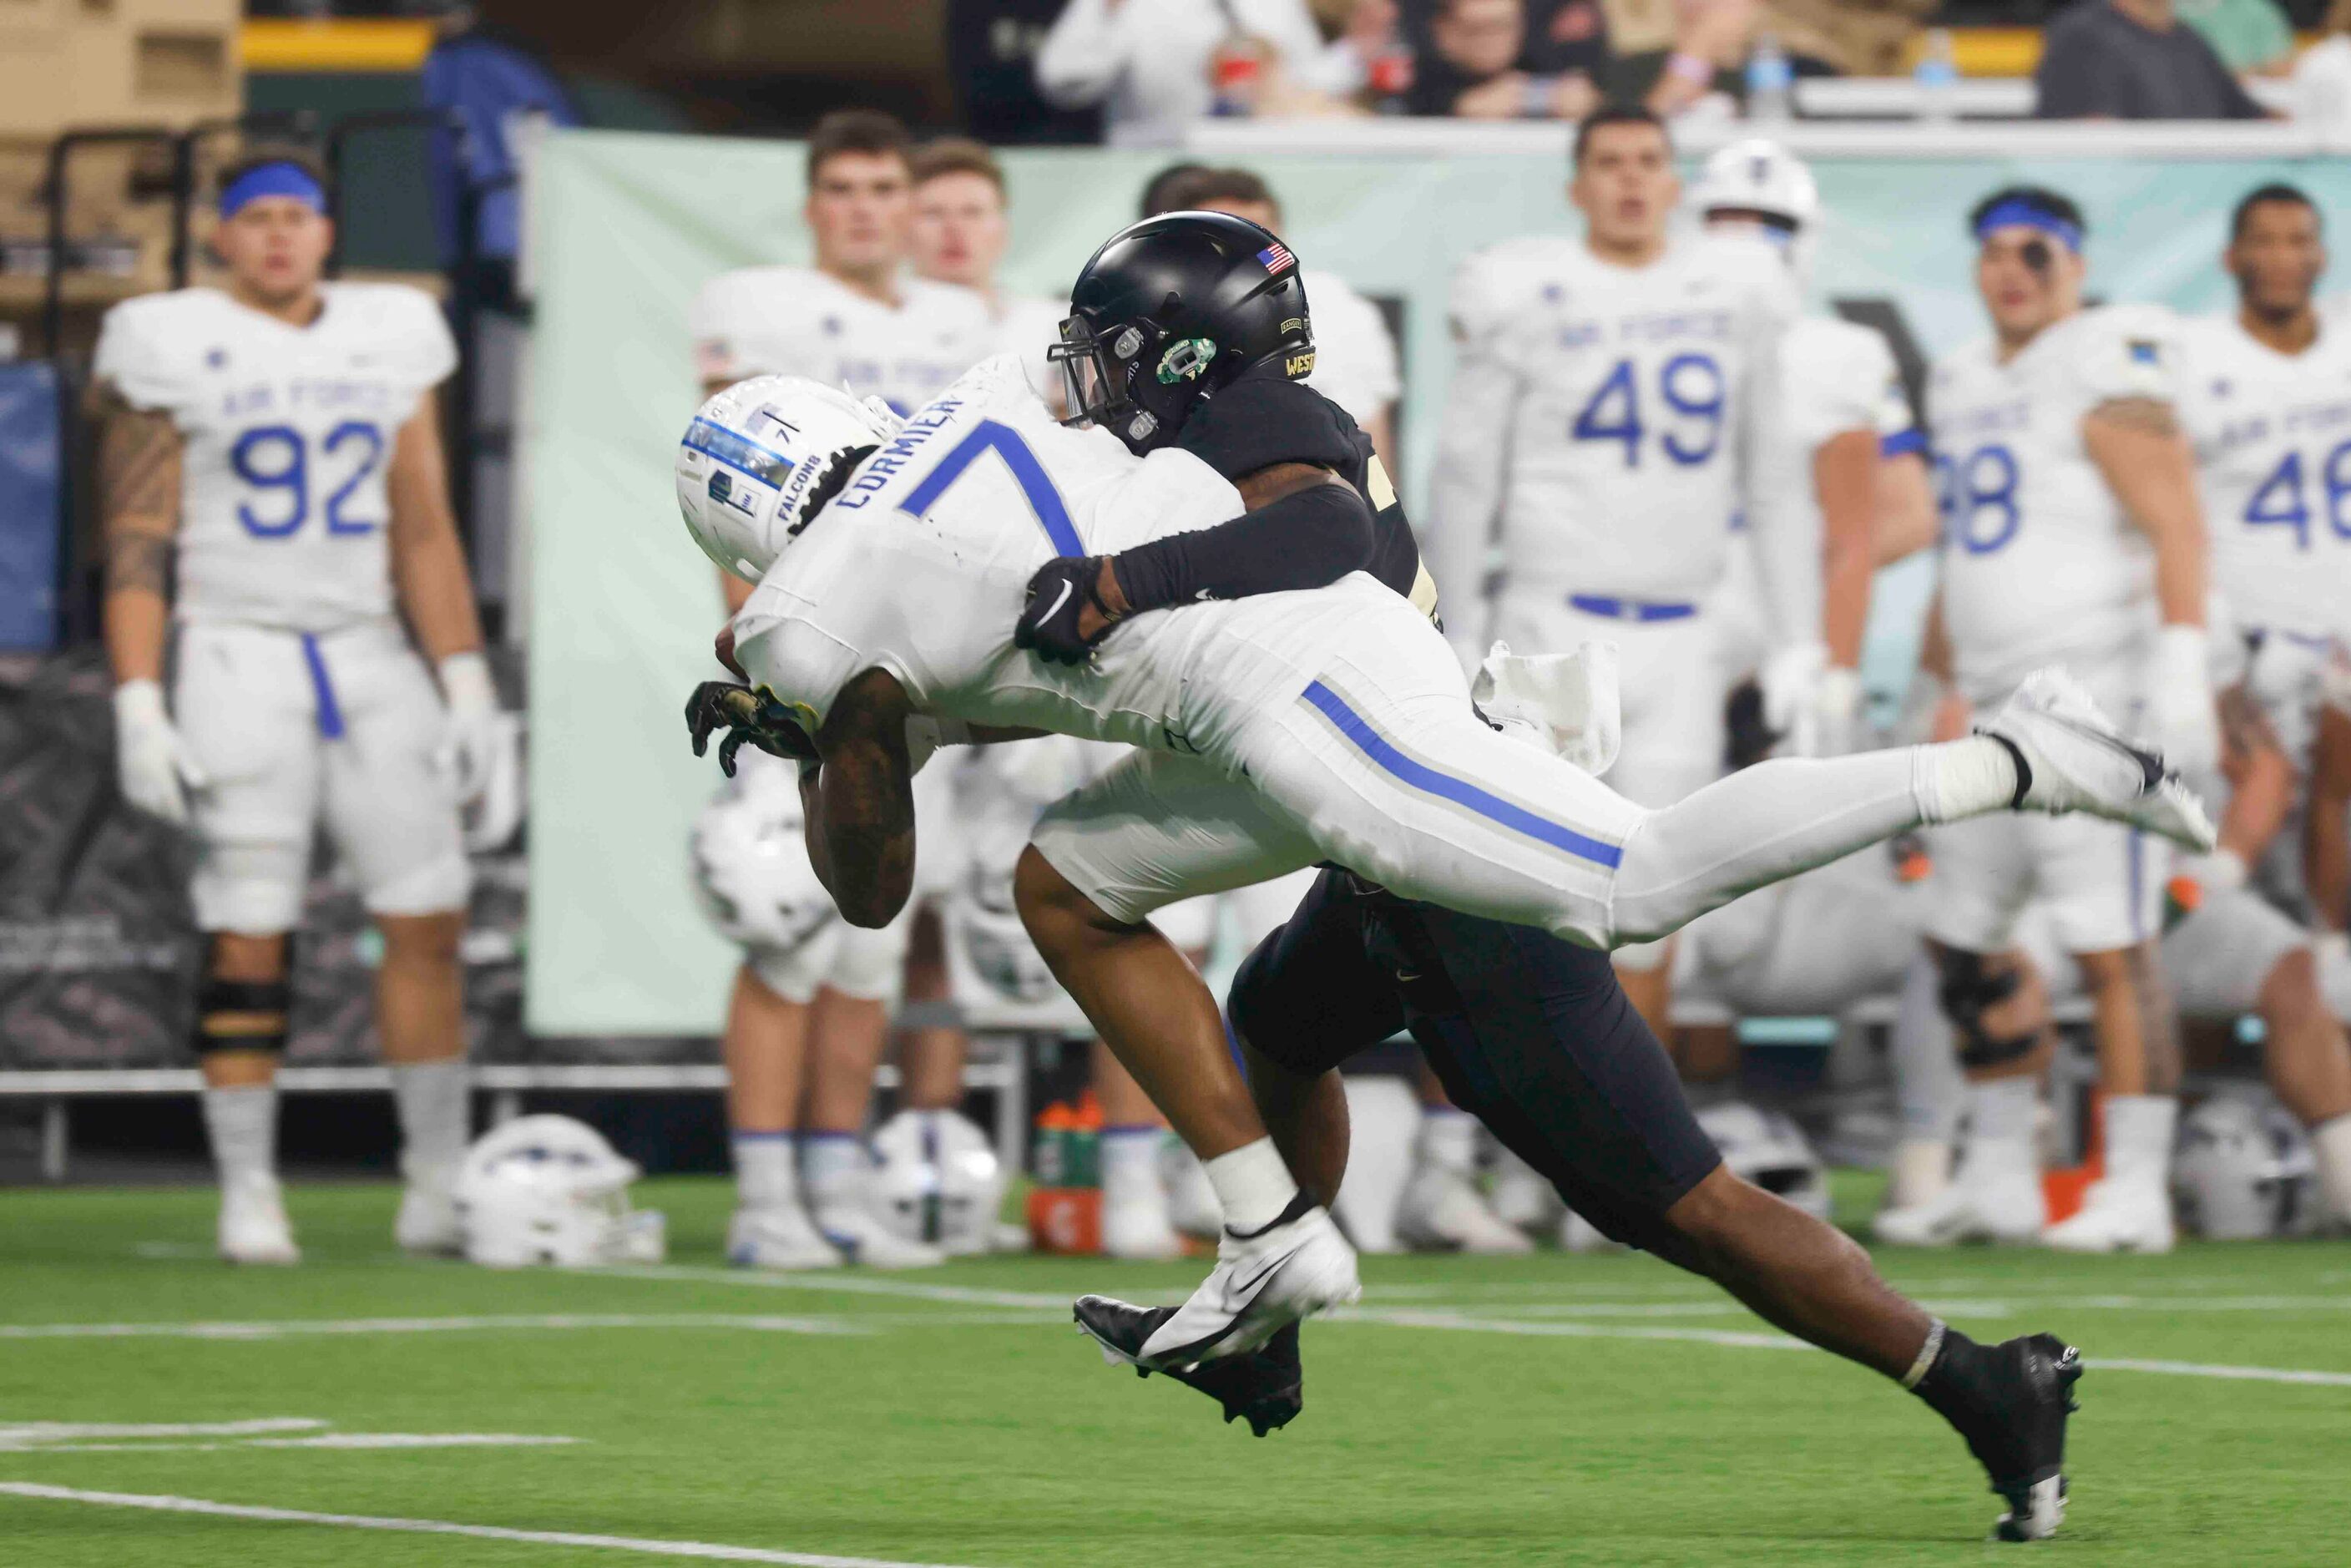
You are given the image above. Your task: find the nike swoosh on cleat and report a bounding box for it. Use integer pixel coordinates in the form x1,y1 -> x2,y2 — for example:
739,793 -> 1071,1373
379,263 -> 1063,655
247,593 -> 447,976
1223,1250 -> 1294,1310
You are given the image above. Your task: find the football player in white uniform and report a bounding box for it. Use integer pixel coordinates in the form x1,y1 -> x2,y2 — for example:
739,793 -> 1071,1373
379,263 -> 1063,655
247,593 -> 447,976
95,151 -> 500,1264
1694,139 -> 1920,761
1427,106 -> 1798,1036
1877,186 -> 2222,1255
679,248 -> 2206,1383
688,111 -> 993,1270
2170,184 -> 2351,1221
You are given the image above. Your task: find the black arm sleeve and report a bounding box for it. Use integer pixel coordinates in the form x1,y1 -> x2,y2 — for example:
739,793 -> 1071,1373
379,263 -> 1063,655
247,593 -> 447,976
1112,478 -> 1378,612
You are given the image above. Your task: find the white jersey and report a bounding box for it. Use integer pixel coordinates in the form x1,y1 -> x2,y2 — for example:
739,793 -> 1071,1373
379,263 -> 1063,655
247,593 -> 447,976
2177,311 -> 2351,640
1927,306 -> 2177,705
92,283 -> 454,632
689,266 -> 992,414
1298,268 -> 1401,432
729,356 -> 1383,763
1749,313 -> 1914,648
1429,233 -> 1797,617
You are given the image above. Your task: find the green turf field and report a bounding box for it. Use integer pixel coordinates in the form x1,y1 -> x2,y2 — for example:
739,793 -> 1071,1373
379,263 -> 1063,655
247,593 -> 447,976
3,1176 -> 2347,1567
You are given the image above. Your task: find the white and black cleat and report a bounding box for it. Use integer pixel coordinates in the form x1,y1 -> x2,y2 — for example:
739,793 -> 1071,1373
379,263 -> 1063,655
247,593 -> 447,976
1978,668 -> 2215,851
1977,1333 -> 2084,1543
1074,1296 -> 1303,1437
1129,1194 -> 1360,1371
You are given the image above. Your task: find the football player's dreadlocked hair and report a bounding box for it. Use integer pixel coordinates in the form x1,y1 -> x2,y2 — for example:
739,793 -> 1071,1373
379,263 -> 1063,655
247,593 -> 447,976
791,444 -> 879,535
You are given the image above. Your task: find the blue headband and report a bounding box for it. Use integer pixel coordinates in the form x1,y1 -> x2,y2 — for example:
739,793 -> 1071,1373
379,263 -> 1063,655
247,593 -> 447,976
1974,199 -> 2081,254
220,162 -> 326,220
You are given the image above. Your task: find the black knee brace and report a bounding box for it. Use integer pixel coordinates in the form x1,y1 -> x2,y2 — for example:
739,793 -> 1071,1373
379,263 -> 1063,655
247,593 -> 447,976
195,943 -> 291,1057
1934,947 -> 2038,1070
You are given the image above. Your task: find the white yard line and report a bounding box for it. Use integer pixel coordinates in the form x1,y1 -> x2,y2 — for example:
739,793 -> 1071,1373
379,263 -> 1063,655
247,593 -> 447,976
0,1419 -> 323,1442
9,1436 -> 581,1454
0,1314 -> 868,1343
0,1483 -> 983,1568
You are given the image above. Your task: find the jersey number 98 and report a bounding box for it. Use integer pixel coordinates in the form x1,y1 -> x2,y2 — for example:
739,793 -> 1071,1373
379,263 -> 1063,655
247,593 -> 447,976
1570,354 -> 1723,468
230,422 -> 387,539
1935,443 -> 2020,554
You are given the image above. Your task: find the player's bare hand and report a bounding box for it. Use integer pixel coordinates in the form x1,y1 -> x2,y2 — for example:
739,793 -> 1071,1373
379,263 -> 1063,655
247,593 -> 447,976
714,622 -> 745,680
1016,556 -> 1123,665
685,680 -> 817,778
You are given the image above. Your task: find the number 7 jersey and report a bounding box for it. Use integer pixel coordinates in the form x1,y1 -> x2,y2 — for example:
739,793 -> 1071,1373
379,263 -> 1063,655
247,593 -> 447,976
94,283 -> 456,631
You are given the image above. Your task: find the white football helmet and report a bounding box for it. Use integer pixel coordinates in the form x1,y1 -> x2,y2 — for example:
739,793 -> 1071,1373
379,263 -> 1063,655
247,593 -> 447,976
690,752 -> 839,958
676,375 -> 901,579
870,1109 -> 1007,1256
1692,139 -> 1820,284
1698,1100 -> 1832,1221
453,1115 -> 667,1267
2173,1093 -> 2318,1240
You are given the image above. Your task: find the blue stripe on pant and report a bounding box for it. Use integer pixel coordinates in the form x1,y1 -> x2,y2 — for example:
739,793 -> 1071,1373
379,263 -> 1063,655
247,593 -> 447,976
1299,680 -> 1622,868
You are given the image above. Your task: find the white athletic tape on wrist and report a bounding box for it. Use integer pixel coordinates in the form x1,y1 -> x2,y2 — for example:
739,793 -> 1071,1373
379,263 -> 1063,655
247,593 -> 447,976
1901,1318 -> 1947,1390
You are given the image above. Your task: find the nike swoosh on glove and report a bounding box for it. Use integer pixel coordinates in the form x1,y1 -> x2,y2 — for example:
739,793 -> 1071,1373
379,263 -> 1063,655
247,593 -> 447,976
1015,556 -> 1112,666
685,680 -> 819,777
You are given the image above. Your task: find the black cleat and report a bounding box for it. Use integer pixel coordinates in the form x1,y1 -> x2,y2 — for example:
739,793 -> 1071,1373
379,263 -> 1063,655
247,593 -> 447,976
1074,1294 -> 1303,1437
1962,1333 -> 2084,1542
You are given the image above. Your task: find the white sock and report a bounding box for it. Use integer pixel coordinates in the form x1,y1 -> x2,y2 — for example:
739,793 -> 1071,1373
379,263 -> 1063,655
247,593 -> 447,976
2103,1094 -> 2177,1186
1893,953 -> 1964,1145
2310,1113 -> 2351,1225
1203,1136 -> 1299,1234
800,1131 -> 869,1211
1417,1108 -> 1477,1175
390,1058 -> 469,1184
1957,1075 -> 2038,1184
732,1130 -> 799,1211
1921,736 -> 2022,823
202,1085 -> 279,1188
1100,1125 -> 1163,1197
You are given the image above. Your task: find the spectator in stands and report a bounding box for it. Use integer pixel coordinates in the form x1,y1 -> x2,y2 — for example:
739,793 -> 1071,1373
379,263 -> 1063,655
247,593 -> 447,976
1034,0 -> 1386,135
2177,0 -> 2295,79
2035,0 -> 2269,119
1404,0 -> 1603,118
1623,0 -> 1930,117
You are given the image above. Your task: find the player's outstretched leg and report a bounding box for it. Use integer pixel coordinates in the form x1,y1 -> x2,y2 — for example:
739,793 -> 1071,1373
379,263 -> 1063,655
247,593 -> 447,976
1654,1171 -> 2082,1540
1238,655 -> 2212,953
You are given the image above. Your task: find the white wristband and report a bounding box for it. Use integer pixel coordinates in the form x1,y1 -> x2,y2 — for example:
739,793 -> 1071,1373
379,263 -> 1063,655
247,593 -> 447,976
2155,624 -> 2210,688
114,678 -> 169,728
2182,847 -> 2247,894
437,650 -> 496,714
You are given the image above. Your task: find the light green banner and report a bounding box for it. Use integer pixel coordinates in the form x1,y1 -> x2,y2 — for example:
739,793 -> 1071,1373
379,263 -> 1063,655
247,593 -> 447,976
525,127 -> 2351,1034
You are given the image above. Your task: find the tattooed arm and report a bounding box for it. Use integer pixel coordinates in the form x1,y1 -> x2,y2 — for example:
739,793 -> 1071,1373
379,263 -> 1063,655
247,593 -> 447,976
94,382 -> 185,684
386,391 -> 486,664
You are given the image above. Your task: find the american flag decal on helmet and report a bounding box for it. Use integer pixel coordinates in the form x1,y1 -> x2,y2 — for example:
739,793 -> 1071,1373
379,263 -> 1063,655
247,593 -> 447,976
1256,242 -> 1296,275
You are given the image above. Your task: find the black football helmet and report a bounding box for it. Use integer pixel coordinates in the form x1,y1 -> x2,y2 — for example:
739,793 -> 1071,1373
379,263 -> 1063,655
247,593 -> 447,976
1051,210 -> 1316,453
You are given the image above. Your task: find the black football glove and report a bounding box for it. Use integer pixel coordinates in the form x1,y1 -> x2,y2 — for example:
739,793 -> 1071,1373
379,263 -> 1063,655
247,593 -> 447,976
685,680 -> 818,778
1015,555 -> 1115,666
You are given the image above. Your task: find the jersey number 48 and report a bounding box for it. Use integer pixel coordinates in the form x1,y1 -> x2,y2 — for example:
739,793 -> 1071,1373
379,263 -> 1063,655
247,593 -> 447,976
2242,441 -> 2351,550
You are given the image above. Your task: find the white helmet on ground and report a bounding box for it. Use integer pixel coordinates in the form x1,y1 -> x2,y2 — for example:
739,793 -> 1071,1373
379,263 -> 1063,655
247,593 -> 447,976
676,375 -> 901,579
1692,139 -> 1820,283
453,1115 -> 667,1267
690,753 -> 838,958
2173,1092 -> 2318,1239
870,1109 -> 1007,1256
1697,1100 -> 1832,1221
